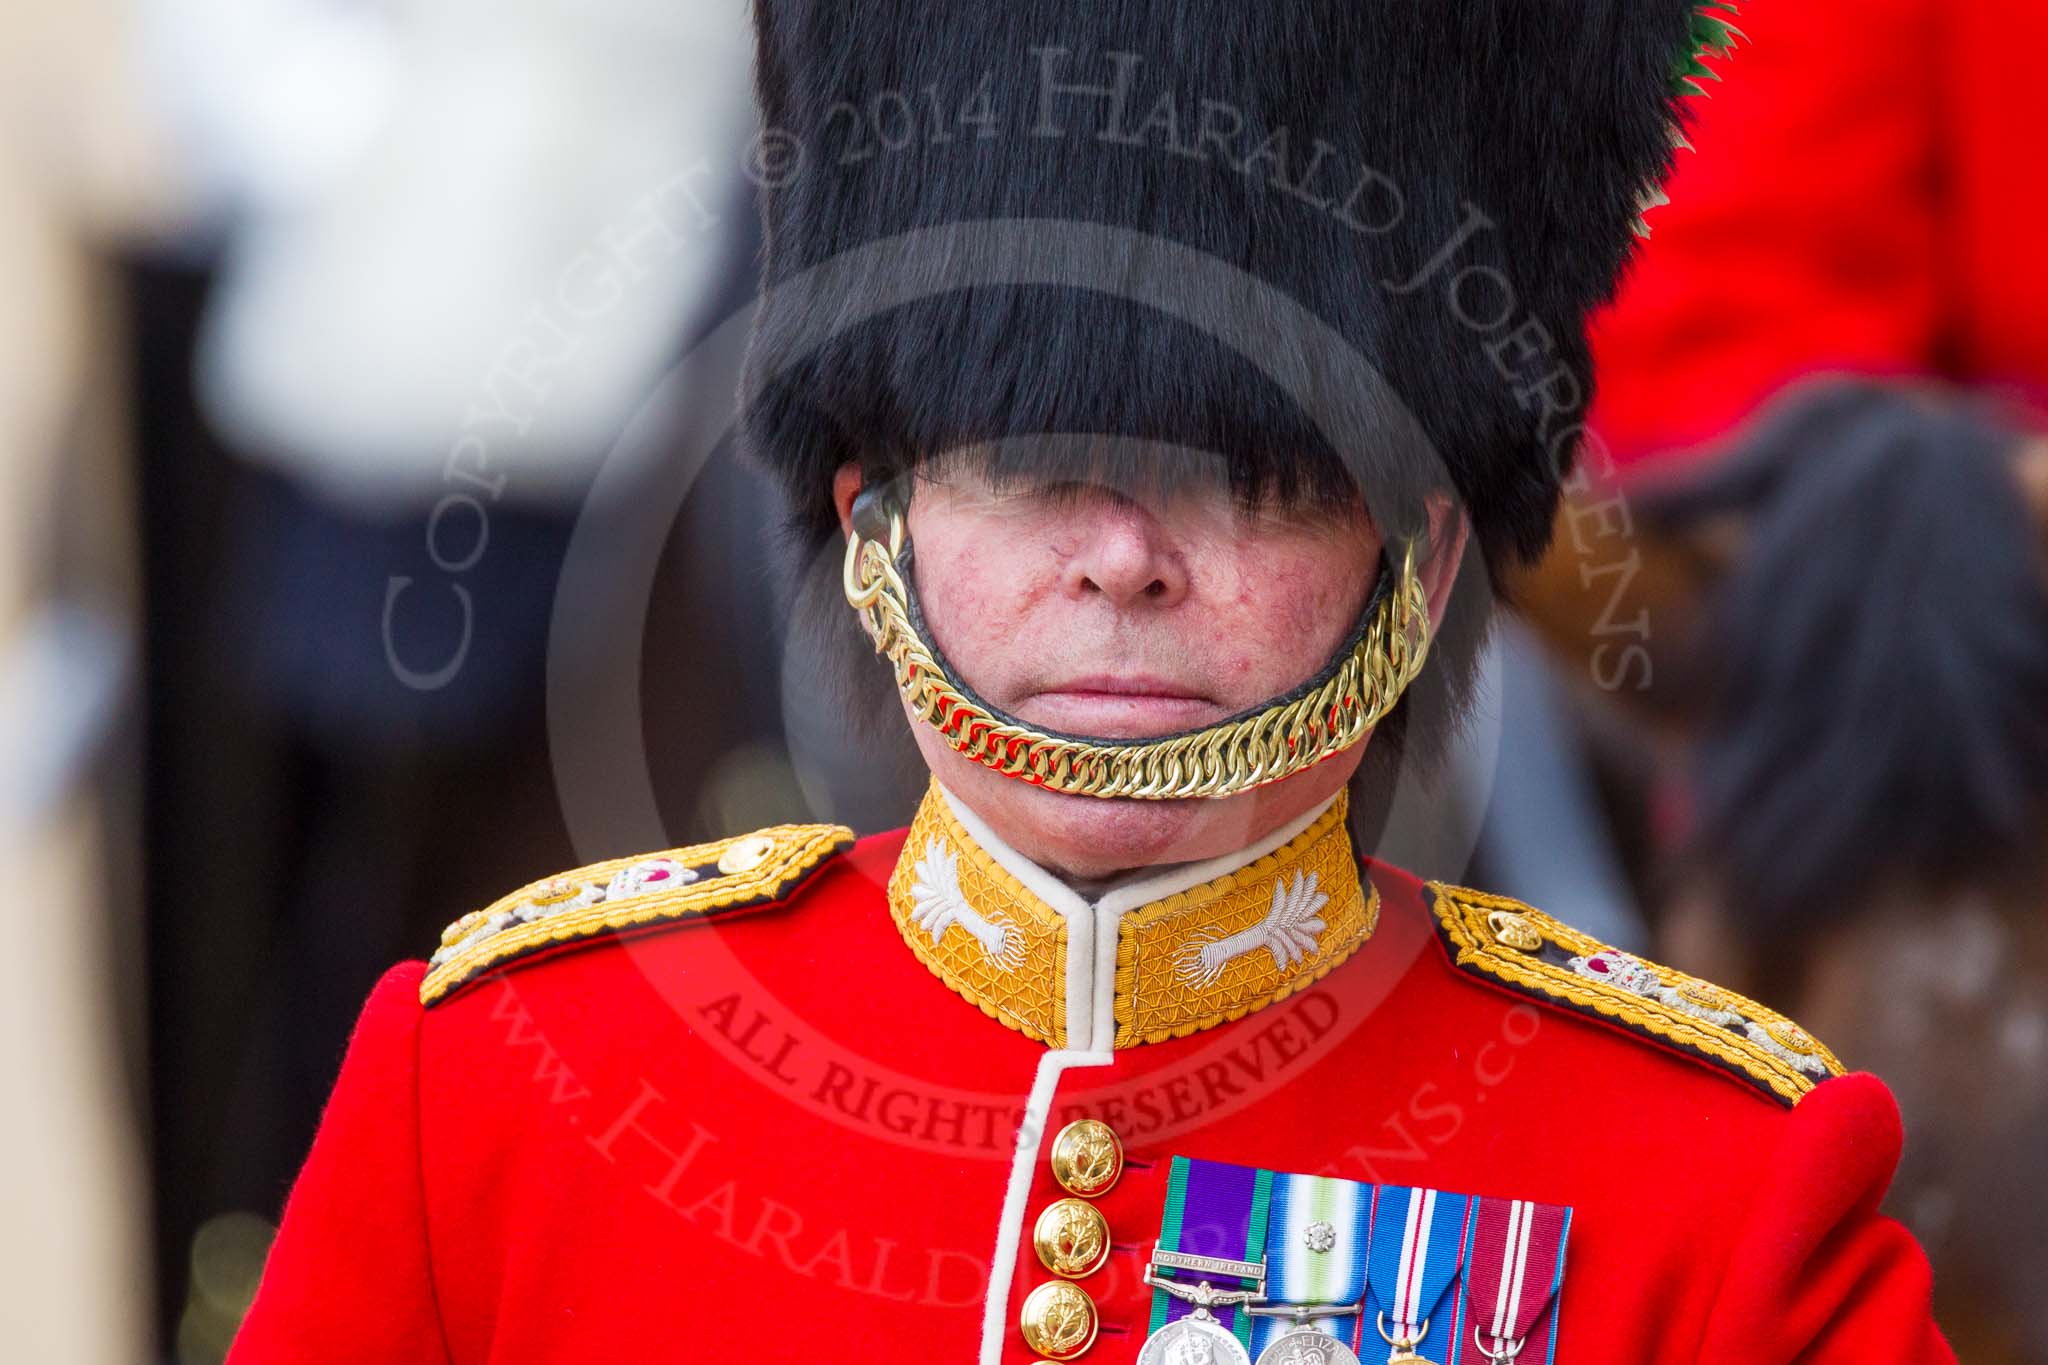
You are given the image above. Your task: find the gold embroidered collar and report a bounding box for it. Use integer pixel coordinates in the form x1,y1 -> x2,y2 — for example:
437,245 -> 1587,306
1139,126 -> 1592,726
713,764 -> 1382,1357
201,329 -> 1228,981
887,785 -> 1377,1049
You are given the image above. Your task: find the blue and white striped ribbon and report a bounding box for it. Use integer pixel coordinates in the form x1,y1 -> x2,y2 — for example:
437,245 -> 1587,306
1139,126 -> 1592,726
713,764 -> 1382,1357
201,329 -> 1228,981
1364,1185 -> 1473,1363
1247,1172 -> 1375,1356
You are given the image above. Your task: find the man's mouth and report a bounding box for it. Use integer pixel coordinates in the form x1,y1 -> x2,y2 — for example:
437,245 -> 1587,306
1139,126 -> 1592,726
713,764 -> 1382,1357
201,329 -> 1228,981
1021,675 -> 1223,738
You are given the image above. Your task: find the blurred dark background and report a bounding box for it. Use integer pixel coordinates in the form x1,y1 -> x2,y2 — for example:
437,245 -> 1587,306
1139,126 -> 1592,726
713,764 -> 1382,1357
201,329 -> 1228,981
2,2 -> 2044,1361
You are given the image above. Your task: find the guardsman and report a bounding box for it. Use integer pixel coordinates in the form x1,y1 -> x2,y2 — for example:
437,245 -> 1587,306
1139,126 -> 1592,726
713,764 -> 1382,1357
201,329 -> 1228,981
232,4 -> 1954,1362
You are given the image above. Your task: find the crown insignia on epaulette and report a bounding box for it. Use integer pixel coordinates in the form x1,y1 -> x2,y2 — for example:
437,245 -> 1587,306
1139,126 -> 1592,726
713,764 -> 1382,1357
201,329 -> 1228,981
1426,883 -> 1844,1105
419,823 -> 853,1007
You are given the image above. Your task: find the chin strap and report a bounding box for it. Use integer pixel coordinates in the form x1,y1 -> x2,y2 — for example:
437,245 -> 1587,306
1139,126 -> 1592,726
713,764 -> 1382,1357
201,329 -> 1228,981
842,493 -> 1432,800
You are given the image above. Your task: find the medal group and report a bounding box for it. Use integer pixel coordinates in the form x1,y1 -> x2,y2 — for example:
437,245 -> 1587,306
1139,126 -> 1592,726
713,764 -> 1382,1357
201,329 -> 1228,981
1021,1123 -> 1571,1365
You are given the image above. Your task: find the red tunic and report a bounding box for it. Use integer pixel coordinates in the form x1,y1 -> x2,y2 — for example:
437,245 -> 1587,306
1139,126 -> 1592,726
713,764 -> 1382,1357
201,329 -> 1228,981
1589,0 -> 2048,470
231,808 -> 1951,1364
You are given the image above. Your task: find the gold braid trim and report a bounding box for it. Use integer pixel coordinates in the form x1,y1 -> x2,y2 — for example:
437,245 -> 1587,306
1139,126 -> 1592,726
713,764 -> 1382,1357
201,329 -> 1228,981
420,823 -> 853,1006
889,792 -> 1070,1046
1427,883 -> 1845,1105
885,785 -> 1373,1048
844,512 -> 1431,800
1114,793 -> 1375,1047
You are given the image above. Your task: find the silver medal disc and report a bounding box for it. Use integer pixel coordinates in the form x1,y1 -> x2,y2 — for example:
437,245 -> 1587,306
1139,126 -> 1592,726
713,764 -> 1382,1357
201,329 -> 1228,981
1252,1325 -> 1365,1365
1136,1313 -> 1254,1365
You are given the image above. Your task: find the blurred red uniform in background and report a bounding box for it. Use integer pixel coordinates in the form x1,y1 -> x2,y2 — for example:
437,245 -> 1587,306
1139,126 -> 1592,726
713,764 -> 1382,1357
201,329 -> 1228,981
1590,0 -> 2048,470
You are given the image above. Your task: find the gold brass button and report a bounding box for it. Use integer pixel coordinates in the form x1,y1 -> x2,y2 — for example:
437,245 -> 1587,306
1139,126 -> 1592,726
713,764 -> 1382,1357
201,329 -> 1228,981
1019,1279 -> 1099,1358
1487,908 -> 1543,952
1033,1197 -> 1111,1279
1047,1118 -> 1123,1197
716,834 -> 777,876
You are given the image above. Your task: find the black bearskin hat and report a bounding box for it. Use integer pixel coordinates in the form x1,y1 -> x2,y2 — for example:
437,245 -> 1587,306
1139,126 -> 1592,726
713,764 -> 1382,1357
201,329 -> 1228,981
743,2 -> 1731,575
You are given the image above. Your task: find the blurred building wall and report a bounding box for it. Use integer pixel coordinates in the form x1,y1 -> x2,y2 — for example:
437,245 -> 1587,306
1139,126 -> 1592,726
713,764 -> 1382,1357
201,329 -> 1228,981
0,0 -> 191,1359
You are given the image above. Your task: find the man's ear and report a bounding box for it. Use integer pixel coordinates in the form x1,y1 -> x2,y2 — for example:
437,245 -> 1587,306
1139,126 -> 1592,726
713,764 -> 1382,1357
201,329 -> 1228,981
1417,493 -> 1470,630
832,464 -> 865,538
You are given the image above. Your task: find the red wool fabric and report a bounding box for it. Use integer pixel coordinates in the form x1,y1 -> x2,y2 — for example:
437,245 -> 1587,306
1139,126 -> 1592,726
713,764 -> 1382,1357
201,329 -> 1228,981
1588,0 -> 2048,471
231,833 -> 1951,1363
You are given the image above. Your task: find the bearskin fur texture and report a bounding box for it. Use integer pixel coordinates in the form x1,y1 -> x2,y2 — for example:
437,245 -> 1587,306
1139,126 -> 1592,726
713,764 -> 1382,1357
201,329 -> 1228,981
744,1 -> 1700,575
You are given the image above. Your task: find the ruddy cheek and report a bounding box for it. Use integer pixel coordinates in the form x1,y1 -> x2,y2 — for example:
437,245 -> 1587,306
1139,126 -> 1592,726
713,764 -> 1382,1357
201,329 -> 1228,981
921,552 -> 1037,692
1276,553 -> 1368,642
1219,559 -> 1361,693
1179,612 -> 1260,699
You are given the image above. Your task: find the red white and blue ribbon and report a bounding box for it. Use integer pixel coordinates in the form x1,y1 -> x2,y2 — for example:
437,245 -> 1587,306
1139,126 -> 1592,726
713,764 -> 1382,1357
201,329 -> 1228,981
1364,1185 -> 1473,1362
1247,1171 -> 1376,1356
1449,1197 -> 1571,1365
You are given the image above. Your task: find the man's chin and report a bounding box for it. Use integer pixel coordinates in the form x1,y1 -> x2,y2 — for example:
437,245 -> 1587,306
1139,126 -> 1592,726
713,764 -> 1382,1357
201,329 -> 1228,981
1002,788 -> 1243,880
917,737 -> 1341,882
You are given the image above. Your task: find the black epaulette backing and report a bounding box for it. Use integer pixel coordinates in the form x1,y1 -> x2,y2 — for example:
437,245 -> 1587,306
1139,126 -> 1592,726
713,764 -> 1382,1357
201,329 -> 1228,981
1428,882 -> 1844,1106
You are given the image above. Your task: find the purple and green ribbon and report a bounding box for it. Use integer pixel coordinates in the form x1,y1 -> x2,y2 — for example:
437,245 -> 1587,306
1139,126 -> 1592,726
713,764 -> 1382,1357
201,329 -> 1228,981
1148,1156 -> 1274,1351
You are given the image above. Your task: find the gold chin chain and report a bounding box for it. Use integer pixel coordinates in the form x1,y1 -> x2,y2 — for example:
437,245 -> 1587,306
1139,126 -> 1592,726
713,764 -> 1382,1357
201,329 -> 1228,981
841,507 -> 1432,800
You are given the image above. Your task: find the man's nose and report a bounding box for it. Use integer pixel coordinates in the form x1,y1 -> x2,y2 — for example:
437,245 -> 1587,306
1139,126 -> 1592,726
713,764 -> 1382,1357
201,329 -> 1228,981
1060,507 -> 1189,607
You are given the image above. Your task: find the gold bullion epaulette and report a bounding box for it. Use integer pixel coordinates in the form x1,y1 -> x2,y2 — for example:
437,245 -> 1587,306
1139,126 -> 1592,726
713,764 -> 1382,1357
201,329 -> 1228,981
420,823 -> 854,1007
1426,882 -> 1845,1106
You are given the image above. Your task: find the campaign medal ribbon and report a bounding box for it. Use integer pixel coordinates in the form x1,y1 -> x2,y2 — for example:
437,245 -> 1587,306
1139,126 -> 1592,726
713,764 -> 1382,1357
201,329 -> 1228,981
1448,1197 -> 1571,1365
1364,1186 -> 1473,1365
1140,1157 -> 1274,1365
1246,1171 -> 1376,1365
